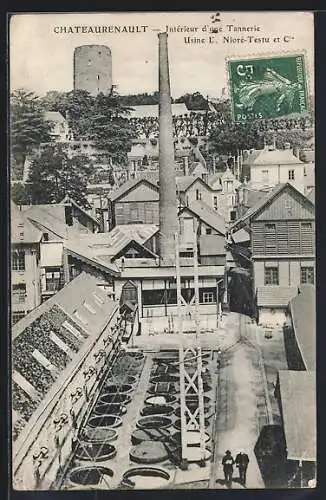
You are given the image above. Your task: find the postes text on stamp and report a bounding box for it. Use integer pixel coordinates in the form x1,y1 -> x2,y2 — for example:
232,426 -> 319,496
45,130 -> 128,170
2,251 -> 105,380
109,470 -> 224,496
228,54 -> 309,122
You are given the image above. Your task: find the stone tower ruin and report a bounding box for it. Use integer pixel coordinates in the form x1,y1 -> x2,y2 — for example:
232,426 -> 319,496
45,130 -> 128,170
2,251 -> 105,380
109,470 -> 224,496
73,45 -> 112,96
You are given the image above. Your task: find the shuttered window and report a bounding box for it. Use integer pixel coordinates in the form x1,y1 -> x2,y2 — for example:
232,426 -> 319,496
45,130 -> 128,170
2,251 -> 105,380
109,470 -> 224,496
265,223 -> 277,253
300,222 -> 314,254
288,222 -> 301,254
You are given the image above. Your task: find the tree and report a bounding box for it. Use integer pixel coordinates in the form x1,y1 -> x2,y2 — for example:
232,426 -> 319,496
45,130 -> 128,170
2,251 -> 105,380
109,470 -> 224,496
11,182 -> 32,206
209,120 -> 262,156
10,89 -> 53,179
27,144 -> 93,208
175,92 -> 208,110
83,93 -> 136,164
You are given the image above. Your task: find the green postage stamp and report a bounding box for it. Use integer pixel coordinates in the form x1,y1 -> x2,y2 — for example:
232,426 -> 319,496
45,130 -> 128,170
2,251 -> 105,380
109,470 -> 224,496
227,54 -> 309,122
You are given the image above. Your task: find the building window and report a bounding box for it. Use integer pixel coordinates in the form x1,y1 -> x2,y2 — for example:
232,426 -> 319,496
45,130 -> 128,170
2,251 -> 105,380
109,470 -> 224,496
213,196 -> 218,211
196,189 -> 201,201
12,251 -> 25,271
264,266 -> 279,285
12,311 -> 25,324
230,210 -> 237,221
45,270 -> 62,292
12,283 -> 26,305
180,251 -> 194,258
300,266 -> 314,284
288,169 -> 295,180
261,169 -> 269,183
43,233 -> 49,242
225,180 -> 233,192
203,292 -> 214,303
206,228 -> 212,235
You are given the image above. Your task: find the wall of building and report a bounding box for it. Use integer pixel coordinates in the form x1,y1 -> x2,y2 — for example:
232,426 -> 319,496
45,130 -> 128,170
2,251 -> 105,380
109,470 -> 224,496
114,201 -> 159,225
181,180 -> 212,208
250,163 -> 305,194
253,258 -> 315,288
12,244 -> 41,317
74,45 -> 112,96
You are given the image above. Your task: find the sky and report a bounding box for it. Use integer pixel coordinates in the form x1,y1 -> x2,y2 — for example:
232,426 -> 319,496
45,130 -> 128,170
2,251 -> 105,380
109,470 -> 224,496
10,11 -> 314,98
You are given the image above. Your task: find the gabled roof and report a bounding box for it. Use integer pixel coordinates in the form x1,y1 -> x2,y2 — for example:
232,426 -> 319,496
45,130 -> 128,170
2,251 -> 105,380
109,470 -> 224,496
60,196 -> 100,226
109,176 -> 159,202
11,202 -> 43,244
251,147 -> 303,165
180,200 -> 226,236
23,205 -> 70,240
256,286 -> 298,307
289,284 -> 315,371
176,175 -> 209,192
230,183 -> 315,229
278,370 -> 316,462
110,224 -> 158,244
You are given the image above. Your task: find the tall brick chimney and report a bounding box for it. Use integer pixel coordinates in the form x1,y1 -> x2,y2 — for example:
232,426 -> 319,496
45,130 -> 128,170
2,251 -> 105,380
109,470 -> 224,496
158,32 -> 178,266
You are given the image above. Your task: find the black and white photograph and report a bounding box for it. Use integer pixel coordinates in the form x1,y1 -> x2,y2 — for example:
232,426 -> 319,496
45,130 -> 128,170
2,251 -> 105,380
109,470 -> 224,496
9,11 -> 316,490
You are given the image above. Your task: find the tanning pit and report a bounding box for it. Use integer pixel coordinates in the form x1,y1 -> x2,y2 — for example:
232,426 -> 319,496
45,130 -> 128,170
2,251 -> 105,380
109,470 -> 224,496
74,442 -> 117,462
79,427 -> 118,443
93,403 -> 127,416
131,428 -> 171,446
99,393 -> 131,405
145,394 -> 178,406
140,405 -> 174,417
136,416 -> 172,430
102,384 -> 134,395
68,466 -> 113,488
121,467 -> 171,489
87,415 -> 123,429
129,441 -> 170,464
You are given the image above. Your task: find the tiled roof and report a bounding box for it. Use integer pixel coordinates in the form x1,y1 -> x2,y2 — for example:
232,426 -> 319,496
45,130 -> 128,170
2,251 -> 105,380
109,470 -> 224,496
11,202 -> 43,244
252,147 -> 303,165
127,103 -> 188,118
110,224 -> 158,244
256,286 -> 298,307
13,271 -> 117,339
278,370 -> 316,461
289,284 -> 316,370
65,224 -> 158,268
199,234 -> 226,256
181,200 -> 226,236
65,243 -> 120,275
109,177 -> 159,202
176,175 -> 205,192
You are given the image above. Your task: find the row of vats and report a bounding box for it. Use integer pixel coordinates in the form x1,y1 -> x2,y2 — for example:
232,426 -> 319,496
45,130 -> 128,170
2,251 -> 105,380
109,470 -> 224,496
62,349 -> 216,490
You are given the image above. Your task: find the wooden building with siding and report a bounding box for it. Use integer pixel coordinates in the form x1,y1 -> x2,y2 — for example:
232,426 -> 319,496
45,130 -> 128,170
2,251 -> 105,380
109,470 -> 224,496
230,183 -> 315,326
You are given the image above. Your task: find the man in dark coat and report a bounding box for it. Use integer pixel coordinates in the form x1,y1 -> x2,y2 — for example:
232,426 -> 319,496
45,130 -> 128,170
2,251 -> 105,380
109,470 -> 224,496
222,450 -> 235,487
235,451 -> 250,485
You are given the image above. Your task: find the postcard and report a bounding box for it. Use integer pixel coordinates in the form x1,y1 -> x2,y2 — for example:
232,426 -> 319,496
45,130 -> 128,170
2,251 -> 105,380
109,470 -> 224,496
9,11 -> 315,491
